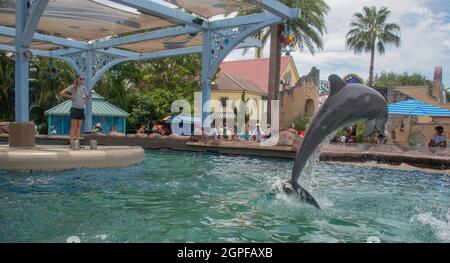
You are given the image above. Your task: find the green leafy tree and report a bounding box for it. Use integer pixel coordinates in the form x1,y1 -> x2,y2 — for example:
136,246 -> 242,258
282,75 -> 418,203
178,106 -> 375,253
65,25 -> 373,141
0,54 -> 14,121
95,55 -> 202,132
346,6 -> 401,87
29,57 -> 75,133
374,71 -> 432,87
127,89 -> 176,131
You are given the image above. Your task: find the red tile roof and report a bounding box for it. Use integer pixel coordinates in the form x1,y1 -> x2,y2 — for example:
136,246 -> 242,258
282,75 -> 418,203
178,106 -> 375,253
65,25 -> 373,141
219,56 -> 291,93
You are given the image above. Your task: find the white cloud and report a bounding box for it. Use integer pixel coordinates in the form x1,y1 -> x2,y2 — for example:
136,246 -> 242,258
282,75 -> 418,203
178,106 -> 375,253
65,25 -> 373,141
227,0 -> 450,86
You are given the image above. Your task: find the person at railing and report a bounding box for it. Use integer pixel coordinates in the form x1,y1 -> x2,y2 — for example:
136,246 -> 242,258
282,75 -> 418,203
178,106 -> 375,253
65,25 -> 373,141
428,126 -> 447,147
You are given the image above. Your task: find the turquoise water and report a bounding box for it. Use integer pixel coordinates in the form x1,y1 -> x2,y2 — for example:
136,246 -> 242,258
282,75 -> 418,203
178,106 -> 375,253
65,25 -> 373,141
0,150 -> 449,243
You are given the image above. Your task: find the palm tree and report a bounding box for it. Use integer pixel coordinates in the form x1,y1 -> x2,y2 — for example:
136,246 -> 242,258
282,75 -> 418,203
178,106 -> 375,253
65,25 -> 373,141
346,6 -> 401,87
266,0 -> 329,123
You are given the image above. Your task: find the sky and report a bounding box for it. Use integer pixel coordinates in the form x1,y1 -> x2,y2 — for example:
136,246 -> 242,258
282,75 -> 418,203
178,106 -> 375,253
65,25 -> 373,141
226,0 -> 450,87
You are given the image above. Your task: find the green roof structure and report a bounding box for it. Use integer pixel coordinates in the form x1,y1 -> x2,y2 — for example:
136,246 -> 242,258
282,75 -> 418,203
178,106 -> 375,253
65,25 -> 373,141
45,93 -> 128,117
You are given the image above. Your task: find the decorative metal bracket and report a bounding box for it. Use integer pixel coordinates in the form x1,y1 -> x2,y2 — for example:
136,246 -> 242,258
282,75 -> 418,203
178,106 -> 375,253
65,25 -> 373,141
64,51 -> 87,74
210,25 -> 252,67
205,17 -> 282,79
92,51 -> 125,77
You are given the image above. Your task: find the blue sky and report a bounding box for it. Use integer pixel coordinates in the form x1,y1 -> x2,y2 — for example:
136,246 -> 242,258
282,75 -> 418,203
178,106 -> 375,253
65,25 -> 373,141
227,0 -> 450,87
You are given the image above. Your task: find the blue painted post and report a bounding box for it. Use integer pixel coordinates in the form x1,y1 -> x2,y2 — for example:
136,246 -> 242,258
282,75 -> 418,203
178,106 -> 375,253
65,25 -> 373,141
47,115 -> 51,135
61,116 -> 64,135
111,116 -> 114,131
84,50 -> 94,133
201,30 -> 212,129
15,0 -> 29,123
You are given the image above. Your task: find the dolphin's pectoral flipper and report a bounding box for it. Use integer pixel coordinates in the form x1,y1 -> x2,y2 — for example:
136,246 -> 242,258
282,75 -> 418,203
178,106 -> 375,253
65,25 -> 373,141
364,119 -> 377,137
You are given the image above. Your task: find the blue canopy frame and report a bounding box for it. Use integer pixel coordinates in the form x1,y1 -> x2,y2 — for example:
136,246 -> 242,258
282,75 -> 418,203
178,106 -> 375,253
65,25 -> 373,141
0,0 -> 300,132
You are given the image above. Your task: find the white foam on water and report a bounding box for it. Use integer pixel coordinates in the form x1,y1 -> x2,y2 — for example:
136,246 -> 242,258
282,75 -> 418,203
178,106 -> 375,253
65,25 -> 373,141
66,236 -> 81,243
366,236 -> 381,243
411,210 -> 450,242
95,234 -> 108,240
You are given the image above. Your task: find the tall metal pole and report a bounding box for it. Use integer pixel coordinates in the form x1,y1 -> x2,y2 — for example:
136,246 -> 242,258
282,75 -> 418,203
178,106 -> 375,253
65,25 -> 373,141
15,0 -> 29,123
201,30 -> 212,130
84,50 -> 94,133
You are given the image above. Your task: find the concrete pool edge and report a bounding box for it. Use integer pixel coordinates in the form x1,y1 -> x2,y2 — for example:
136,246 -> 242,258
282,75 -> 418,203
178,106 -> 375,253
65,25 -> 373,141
0,145 -> 145,171
1,134 -> 449,170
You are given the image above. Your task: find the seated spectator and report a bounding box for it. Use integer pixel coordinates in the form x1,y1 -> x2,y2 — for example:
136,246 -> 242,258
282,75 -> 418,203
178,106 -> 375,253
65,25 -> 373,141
49,126 -> 57,135
145,124 -> 153,135
136,125 -> 146,135
254,125 -> 263,141
210,123 -> 220,140
93,123 -> 103,134
263,124 -> 271,139
429,126 -> 447,147
152,123 -> 166,136
346,126 -> 357,143
288,123 -> 297,134
239,124 -> 251,141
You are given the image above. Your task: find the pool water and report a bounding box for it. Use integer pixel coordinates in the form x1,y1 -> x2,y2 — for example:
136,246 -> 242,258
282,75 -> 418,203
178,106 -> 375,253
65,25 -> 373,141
0,150 -> 449,243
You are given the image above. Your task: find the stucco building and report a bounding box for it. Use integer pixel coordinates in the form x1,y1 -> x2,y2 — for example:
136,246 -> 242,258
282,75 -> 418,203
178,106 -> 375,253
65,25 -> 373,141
385,66 -> 450,145
214,56 -> 319,129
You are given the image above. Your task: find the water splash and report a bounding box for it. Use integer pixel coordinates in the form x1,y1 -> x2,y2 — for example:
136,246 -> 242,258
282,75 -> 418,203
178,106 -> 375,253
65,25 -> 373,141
366,236 -> 381,243
66,236 -> 81,243
298,133 -> 335,191
411,209 -> 450,242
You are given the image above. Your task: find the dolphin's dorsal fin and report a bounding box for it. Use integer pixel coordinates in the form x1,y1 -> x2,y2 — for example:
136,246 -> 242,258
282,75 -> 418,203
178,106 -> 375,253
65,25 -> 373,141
328,74 -> 346,97
364,119 -> 377,137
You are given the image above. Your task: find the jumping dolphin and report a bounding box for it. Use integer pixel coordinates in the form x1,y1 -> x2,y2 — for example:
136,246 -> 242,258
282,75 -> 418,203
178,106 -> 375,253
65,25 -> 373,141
282,74 -> 388,209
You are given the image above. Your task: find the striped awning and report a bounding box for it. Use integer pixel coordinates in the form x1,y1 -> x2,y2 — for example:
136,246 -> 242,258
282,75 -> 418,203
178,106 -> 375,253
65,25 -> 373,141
388,99 -> 450,117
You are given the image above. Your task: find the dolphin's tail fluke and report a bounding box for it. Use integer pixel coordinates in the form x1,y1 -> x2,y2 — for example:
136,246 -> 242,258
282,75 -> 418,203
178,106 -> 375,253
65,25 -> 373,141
282,181 -> 321,209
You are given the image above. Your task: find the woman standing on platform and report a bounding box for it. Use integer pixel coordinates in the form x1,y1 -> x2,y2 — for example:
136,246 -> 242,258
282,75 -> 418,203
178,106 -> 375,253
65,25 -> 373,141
60,74 -> 91,148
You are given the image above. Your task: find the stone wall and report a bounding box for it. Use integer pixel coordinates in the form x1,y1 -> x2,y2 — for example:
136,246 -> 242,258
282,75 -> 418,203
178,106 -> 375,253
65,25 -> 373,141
387,115 -> 450,146
432,66 -> 444,102
279,68 -> 319,129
